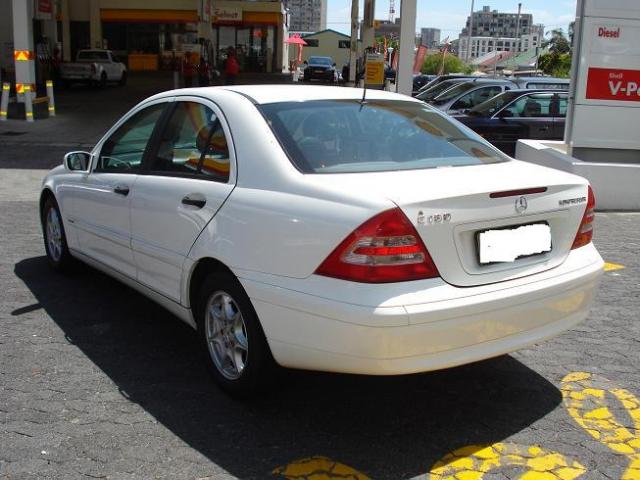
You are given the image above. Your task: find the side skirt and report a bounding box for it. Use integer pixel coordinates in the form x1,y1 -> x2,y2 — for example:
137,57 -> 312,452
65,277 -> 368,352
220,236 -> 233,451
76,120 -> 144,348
69,248 -> 197,329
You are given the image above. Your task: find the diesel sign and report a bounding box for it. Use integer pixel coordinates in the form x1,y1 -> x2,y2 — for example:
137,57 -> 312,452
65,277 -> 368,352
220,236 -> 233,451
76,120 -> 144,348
598,27 -> 621,38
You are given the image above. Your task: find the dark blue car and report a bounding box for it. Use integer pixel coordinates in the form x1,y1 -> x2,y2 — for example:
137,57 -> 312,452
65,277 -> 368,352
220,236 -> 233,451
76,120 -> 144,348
455,89 -> 569,156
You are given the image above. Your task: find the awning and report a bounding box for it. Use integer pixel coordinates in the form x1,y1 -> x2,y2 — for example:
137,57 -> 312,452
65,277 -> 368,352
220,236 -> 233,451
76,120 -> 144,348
101,9 -> 199,24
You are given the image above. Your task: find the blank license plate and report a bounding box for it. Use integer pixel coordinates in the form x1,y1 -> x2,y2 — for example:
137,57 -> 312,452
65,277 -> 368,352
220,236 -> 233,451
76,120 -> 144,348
478,223 -> 551,264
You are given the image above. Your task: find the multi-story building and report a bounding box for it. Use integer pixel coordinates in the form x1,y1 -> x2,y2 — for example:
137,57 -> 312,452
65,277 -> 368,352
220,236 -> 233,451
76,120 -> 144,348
420,28 -> 441,48
287,0 -> 327,33
458,5 -> 543,59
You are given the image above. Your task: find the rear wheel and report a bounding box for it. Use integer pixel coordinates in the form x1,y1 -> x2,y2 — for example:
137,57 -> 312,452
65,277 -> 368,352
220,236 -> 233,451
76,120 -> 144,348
42,196 -> 73,272
196,271 -> 276,397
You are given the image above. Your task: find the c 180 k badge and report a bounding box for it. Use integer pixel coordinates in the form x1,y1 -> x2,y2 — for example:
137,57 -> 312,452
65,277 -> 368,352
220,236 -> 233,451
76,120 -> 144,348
417,211 -> 452,225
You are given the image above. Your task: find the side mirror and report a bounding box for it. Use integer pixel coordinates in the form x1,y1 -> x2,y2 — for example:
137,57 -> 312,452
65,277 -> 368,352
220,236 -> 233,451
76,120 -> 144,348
64,151 -> 91,171
498,109 -> 514,118
333,62 -> 336,66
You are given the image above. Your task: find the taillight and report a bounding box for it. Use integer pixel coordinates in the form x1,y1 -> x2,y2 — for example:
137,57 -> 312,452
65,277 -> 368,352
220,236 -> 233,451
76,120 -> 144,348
315,208 -> 440,283
571,185 -> 596,250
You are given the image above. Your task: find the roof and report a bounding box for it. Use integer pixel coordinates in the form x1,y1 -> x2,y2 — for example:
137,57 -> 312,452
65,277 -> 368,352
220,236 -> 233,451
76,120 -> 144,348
471,50 -> 516,67
301,29 -> 351,39
497,47 -> 550,69
221,84 -> 419,105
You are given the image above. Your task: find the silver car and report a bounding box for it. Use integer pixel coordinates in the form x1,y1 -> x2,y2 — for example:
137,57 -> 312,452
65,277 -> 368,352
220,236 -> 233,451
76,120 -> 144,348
429,79 -> 519,115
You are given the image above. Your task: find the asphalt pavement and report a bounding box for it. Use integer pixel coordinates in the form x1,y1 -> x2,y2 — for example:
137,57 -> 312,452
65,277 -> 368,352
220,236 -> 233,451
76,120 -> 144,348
1,75 -> 639,480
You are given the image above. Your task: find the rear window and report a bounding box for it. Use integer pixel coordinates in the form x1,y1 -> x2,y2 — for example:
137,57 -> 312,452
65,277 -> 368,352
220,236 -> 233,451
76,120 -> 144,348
78,51 -> 109,61
260,100 -> 509,174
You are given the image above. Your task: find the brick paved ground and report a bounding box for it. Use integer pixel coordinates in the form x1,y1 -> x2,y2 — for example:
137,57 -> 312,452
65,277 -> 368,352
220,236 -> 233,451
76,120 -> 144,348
1,76 -> 639,479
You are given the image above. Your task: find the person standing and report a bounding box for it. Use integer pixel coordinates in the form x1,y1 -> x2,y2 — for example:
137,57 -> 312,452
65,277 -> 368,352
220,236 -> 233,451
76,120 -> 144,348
224,47 -> 239,85
182,52 -> 195,88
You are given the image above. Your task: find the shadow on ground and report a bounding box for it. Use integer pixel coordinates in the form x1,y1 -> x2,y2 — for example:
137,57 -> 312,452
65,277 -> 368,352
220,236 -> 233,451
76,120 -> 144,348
14,256 -> 562,479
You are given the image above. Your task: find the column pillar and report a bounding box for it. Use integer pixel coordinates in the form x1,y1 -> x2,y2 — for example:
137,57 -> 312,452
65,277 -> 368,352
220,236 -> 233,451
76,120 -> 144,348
349,0 -> 358,83
362,0 -> 376,50
89,0 -> 102,49
61,0 -> 71,61
12,0 -> 36,100
396,0 -> 416,95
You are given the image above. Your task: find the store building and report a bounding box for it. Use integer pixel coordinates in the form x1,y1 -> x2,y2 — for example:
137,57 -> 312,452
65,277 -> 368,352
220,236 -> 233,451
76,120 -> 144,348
0,0 -> 289,81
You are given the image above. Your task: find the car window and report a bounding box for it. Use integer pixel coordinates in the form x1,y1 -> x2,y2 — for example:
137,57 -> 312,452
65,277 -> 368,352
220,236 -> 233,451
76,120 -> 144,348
502,93 -> 558,118
526,82 -> 569,90
96,103 -> 165,172
452,86 -> 503,110
149,101 -> 230,182
260,99 -> 509,174
555,95 -> 568,117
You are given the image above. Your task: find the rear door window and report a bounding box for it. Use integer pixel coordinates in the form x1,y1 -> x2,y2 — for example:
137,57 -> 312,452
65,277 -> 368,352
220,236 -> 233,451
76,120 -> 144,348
147,101 -> 230,182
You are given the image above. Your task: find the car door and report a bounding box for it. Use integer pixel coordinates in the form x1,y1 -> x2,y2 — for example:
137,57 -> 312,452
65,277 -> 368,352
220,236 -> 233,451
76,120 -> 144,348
72,100 -> 167,278
490,93 -> 557,155
448,85 -> 505,115
130,97 -> 236,302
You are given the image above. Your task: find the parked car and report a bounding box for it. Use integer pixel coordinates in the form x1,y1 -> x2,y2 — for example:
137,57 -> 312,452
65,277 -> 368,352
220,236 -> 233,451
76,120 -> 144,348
428,79 -> 519,115
456,89 -> 569,156
60,49 -> 127,88
303,56 -> 337,83
418,74 -> 477,93
40,85 -> 602,396
509,76 -> 570,90
415,78 -> 471,102
412,74 -> 437,95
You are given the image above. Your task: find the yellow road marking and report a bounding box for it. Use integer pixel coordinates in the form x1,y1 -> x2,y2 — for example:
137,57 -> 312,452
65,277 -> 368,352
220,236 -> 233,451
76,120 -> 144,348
604,262 -> 625,272
428,443 -> 585,479
273,456 -> 370,479
561,372 -> 640,479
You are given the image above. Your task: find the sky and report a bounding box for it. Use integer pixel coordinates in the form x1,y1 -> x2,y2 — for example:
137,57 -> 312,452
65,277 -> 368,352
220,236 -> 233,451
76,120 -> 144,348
326,0 -> 578,39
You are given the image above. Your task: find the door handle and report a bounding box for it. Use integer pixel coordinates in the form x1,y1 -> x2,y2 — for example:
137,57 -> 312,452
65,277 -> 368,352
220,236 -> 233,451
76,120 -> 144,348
113,184 -> 130,196
181,195 -> 206,209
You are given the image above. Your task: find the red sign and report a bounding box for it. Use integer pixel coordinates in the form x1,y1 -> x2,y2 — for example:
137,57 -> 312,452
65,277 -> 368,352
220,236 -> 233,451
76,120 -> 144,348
597,27 -> 620,38
412,45 -> 428,75
586,67 -> 640,102
38,0 -> 52,14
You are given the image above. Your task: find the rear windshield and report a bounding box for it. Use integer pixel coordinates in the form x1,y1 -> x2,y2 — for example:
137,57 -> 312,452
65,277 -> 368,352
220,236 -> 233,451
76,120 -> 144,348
78,51 -> 109,61
260,100 -> 509,174
431,82 -> 477,105
416,80 -> 461,101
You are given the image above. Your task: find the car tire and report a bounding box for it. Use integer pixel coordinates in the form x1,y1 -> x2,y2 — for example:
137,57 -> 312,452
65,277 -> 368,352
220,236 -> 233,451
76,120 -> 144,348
99,72 -> 107,88
118,71 -> 127,86
196,271 -> 277,397
42,196 -> 74,272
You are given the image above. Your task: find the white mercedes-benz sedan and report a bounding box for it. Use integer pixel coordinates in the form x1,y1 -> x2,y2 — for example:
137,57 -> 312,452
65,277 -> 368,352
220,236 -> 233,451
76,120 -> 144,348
40,85 -> 603,395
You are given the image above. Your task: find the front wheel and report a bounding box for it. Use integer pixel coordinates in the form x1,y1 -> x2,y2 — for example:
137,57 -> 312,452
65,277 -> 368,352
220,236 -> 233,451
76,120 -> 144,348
196,271 -> 277,397
42,196 -> 73,272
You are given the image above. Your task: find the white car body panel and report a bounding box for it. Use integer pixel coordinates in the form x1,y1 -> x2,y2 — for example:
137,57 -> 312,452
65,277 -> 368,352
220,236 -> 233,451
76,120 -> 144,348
40,85 -> 604,376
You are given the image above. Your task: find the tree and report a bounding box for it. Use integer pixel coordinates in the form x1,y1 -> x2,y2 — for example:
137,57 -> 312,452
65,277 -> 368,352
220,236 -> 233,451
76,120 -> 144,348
421,53 -> 472,75
544,28 -> 571,54
538,51 -> 572,77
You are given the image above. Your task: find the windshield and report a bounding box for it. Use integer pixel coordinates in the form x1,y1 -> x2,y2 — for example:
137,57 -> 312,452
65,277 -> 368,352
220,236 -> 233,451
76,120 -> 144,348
469,91 -> 523,116
416,80 -> 462,102
308,57 -> 332,65
431,82 -> 478,105
260,100 -> 508,174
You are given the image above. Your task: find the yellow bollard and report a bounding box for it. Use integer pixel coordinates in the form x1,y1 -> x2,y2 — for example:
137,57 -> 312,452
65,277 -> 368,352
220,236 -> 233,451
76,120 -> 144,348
0,83 -> 9,121
46,80 -> 56,117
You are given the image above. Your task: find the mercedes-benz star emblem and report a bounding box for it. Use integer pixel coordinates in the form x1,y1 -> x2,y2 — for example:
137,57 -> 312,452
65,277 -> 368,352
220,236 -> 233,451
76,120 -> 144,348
515,196 -> 528,214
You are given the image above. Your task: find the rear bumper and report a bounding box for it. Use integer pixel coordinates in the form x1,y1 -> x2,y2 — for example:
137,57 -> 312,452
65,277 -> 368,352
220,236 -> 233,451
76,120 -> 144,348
240,244 -> 603,375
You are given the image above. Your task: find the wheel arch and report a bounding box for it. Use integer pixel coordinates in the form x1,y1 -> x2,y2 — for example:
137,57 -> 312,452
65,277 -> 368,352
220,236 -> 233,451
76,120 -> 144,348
39,188 -> 55,223
187,257 -> 236,313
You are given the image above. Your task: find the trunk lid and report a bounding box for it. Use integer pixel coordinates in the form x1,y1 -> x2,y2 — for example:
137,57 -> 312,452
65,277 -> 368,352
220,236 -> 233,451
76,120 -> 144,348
306,160 -> 589,287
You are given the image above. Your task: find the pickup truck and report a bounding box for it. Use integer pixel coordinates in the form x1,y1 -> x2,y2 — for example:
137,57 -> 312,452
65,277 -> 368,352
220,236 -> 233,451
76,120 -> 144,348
60,49 -> 127,88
